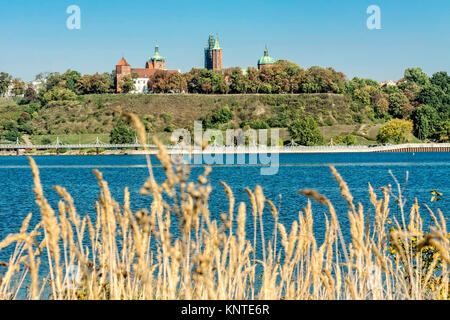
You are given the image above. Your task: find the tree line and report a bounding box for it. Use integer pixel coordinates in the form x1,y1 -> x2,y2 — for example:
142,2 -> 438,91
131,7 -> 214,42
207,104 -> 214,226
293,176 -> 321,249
0,63 -> 449,144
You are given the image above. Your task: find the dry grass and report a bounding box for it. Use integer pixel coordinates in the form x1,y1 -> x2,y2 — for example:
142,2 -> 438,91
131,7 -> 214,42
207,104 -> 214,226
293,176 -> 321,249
0,114 -> 448,300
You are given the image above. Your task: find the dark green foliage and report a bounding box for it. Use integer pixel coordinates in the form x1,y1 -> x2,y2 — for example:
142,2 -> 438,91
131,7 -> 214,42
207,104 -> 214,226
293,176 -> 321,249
403,67 -> 430,86
241,119 -> 270,130
211,106 -> 233,124
41,138 -> 52,145
288,117 -> 324,146
389,92 -> 412,119
417,85 -> 445,108
411,105 -> 438,140
109,125 -> 136,144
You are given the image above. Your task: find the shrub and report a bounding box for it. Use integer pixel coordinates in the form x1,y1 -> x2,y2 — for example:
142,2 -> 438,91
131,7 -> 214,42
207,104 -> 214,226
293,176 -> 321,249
288,117 -> 324,146
334,134 -> 357,146
377,119 -> 413,144
109,125 -> 136,144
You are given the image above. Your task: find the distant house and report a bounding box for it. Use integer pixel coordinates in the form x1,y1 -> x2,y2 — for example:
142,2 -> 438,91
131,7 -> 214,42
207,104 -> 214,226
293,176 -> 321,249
30,80 -> 45,91
115,43 -> 179,94
379,80 -> 397,88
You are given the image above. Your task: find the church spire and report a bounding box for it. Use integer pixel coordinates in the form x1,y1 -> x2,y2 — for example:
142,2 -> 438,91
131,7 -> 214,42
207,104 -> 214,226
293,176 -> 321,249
213,35 -> 221,50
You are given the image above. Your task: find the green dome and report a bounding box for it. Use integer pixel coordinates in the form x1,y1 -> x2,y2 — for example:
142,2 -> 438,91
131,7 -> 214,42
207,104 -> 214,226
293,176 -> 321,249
150,43 -> 165,62
258,47 -> 275,65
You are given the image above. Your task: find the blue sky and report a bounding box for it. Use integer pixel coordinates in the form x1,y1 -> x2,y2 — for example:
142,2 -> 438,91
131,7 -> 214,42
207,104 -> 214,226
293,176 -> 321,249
0,0 -> 449,82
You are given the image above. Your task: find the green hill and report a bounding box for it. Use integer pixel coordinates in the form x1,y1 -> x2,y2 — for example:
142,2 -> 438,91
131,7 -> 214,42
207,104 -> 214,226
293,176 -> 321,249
0,93 -> 381,145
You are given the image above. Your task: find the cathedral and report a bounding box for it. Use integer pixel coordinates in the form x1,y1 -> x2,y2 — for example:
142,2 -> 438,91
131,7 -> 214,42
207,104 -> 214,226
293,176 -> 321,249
115,43 -> 179,93
115,36 -> 279,93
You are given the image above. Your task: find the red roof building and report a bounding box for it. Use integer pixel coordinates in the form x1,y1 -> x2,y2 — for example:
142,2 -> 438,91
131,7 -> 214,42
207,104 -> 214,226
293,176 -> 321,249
115,44 -> 179,93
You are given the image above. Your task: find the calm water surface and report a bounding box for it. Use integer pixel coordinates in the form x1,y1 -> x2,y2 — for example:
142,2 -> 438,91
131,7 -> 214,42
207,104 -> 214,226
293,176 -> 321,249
0,152 -> 449,262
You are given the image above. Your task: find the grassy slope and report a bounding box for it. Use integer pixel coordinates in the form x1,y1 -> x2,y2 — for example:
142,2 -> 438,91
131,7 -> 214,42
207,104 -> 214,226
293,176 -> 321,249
1,94 -> 384,144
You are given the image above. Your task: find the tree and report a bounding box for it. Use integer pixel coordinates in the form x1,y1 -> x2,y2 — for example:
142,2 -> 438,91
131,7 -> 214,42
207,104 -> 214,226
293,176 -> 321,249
434,119 -> 450,142
288,117 -> 324,146
296,66 -> 345,94
335,134 -> 357,145
118,75 -> 136,94
377,119 -> 413,144
411,105 -> 438,140
404,67 -> 430,86
63,70 -> 82,93
431,71 -> 449,93
167,73 -> 187,93
0,72 -> 12,96
211,106 -> 233,124
228,69 -> 250,94
417,84 -> 445,108
148,70 -> 170,93
389,91 -> 413,118
11,78 -> 26,96
24,84 -> 38,104
371,91 -> 390,117
76,73 -> 112,94
41,87 -> 77,104
109,125 -> 136,144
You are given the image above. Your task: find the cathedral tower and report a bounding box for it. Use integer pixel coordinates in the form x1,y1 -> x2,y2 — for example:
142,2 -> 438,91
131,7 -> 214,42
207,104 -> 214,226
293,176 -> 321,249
204,35 -> 223,71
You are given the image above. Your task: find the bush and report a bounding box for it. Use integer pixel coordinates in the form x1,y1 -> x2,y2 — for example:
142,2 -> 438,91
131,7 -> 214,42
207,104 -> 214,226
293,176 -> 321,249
41,138 -> 52,145
377,119 -> 413,144
110,125 -> 136,144
160,113 -> 173,123
288,117 -> 324,146
211,106 -> 233,124
334,134 -> 357,146
164,124 -> 176,133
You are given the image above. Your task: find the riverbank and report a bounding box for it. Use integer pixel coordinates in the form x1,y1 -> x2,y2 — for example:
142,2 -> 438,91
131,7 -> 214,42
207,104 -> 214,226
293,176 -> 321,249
1,143 -> 450,156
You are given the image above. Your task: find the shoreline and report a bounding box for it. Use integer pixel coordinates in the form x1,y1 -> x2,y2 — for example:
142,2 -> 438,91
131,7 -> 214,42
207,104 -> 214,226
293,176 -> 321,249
1,143 -> 450,156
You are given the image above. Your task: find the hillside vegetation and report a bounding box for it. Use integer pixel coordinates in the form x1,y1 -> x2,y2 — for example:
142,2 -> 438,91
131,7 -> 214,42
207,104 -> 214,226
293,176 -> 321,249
1,93 -> 376,144
1,65 -> 449,146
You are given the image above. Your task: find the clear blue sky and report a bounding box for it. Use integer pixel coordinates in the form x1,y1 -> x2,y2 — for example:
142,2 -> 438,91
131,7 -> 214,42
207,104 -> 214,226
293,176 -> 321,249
1,0 -> 449,82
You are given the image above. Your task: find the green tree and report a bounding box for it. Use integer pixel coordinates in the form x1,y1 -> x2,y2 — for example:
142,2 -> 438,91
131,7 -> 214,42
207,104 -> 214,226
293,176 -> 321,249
118,75 -> 136,94
109,125 -> 136,144
335,134 -> 357,145
417,84 -> 445,108
404,67 -> 430,86
0,72 -> 12,96
42,87 -> 77,104
63,70 -> 82,93
411,105 -> 438,140
229,69 -> 250,93
377,119 -> 413,144
389,91 -> 413,118
430,71 -> 449,93
76,73 -> 112,94
288,117 -> 324,146
41,87 -> 77,105
11,78 -> 26,96
434,119 -> 450,142
296,66 -> 345,94
212,106 -> 233,124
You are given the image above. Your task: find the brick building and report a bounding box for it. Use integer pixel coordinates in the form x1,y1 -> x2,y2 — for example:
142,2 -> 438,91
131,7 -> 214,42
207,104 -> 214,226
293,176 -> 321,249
204,35 -> 223,71
115,43 -> 179,93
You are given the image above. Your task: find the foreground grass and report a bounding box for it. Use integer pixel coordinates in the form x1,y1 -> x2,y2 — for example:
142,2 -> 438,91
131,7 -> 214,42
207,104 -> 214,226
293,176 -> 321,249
0,116 -> 448,300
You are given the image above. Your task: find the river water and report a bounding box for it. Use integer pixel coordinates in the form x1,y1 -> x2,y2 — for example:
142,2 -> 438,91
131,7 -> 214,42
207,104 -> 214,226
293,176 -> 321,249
0,152 -> 449,262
